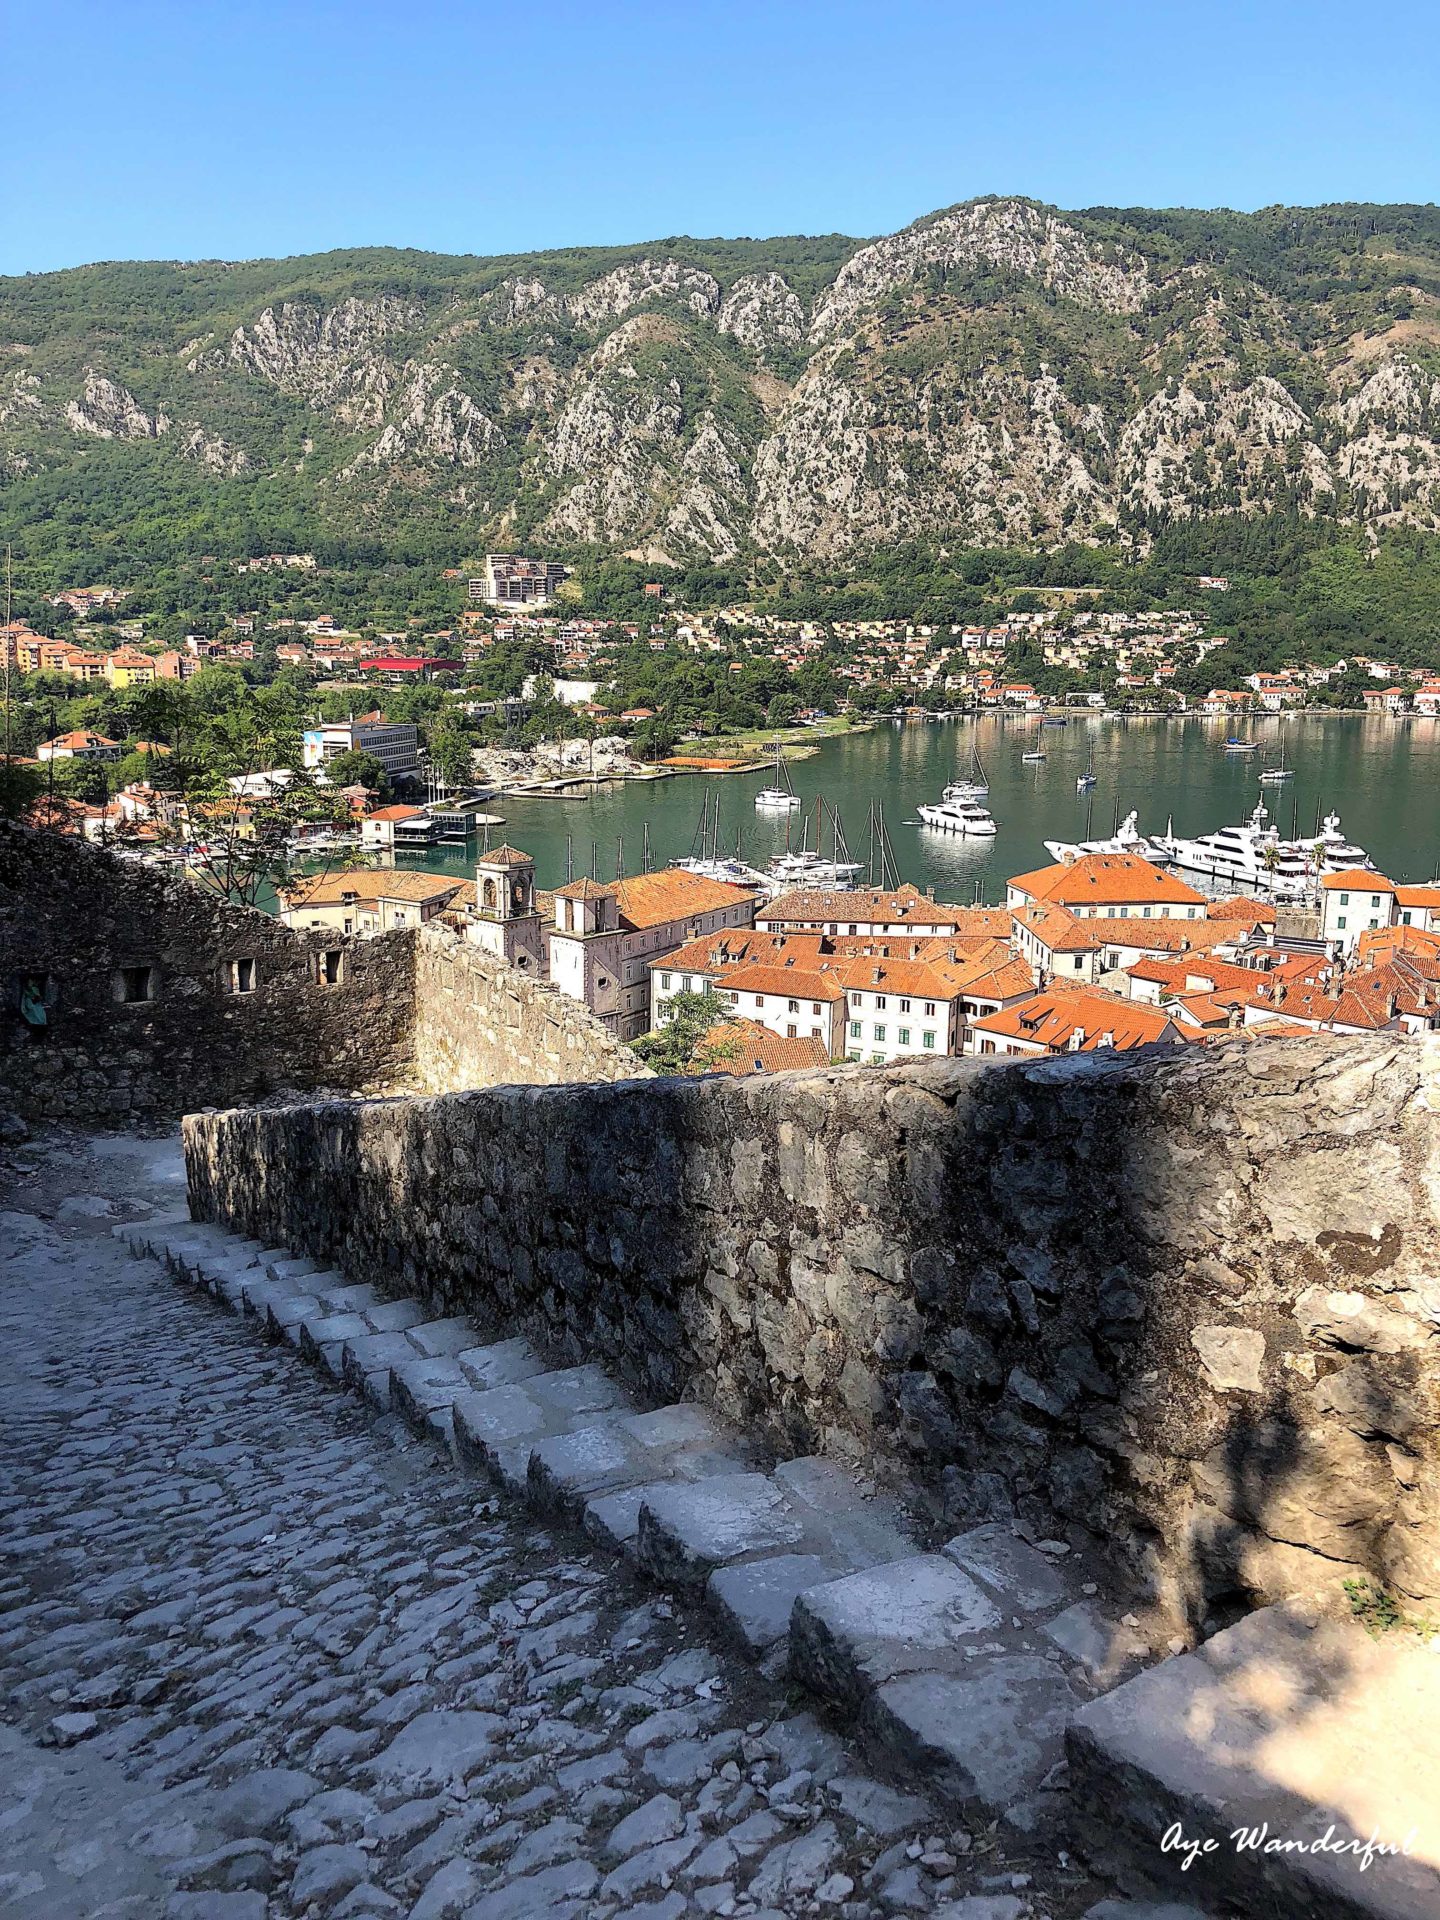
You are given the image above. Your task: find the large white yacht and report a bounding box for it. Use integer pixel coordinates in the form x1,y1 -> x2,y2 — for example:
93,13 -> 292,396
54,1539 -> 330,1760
1153,799 -> 1375,902
1043,810 -> 1172,865
917,795 -> 998,837
766,848 -> 865,887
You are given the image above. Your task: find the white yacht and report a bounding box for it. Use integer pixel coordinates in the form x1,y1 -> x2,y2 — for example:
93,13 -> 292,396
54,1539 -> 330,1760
671,853 -> 769,889
1153,799 -> 1374,902
917,796 -> 998,837
766,848 -> 864,887
754,741 -> 800,811
1044,810 -> 1171,865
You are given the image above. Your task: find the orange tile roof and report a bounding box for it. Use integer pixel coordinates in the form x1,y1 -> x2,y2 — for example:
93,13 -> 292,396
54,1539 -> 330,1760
553,877 -> 615,901
366,804 -> 424,821
758,884 -> 964,927
279,869 -> 464,910
700,1020 -> 831,1076
649,931 -> 822,974
42,729 -> 119,750
613,870 -> 757,929
1206,896 -> 1277,925
1395,885 -> 1440,909
1011,902 -> 1106,953
478,845 -> 533,866
971,985 -> 1179,1052
721,963 -> 846,1003
1320,868 -> 1395,892
1008,853 -> 1207,909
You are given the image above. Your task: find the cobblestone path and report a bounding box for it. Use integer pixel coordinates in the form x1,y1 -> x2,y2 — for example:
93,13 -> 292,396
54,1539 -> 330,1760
0,1130 -> 1130,1920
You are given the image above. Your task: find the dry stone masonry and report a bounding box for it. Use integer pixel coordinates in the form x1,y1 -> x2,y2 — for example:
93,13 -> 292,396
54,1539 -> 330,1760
184,1036 -> 1440,1628
0,829 -> 637,1120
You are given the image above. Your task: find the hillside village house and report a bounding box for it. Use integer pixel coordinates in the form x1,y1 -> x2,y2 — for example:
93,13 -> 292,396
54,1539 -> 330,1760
36,730 -> 122,763
549,870 -> 758,1040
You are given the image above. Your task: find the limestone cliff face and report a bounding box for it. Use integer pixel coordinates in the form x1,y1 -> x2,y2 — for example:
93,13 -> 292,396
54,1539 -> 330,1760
65,372 -> 168,439
9,196 -> 1440,555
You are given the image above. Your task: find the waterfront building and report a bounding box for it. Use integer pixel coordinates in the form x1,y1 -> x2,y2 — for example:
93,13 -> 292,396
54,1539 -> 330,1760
302,713 -> 421,780
550,870 -> 758,1040
1006,853 -> 1207,922
1320,870 -> 1399,953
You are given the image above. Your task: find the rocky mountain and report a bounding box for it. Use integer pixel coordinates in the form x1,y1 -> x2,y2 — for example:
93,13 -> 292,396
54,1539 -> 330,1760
4,198 -> 1440,564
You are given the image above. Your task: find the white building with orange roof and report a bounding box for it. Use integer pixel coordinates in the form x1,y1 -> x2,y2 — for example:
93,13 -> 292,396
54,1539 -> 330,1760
36,729 -> 122,763
965,985 -> 1184,1058
1319,869 -> 1398,953
754,885 -> 999,939
1396,884 -> 1440,935
1006,853 -> 1207,922
551,868 -> 758,1039
702,960 -> 846,1055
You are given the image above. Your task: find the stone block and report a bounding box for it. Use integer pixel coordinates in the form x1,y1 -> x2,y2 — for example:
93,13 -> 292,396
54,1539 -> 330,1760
457,1339 -> 546,1390
871,1656 -> 1082,1811
297,1312 -> 369,1364
527,1364 -> 633,1420
1067,1604 -> 1440,1920
708,1554 -> 835,1654
361,1298 -> 427,1334
264,1293 -> 321,1341
789,1557 -> 1000,1712
943,1525 -> 1074,1614
390,1358 -> 468,1433
528,1423 -> 646,1520
264,1255 -> 321,1285
636,1475 -> 807,1596
316,1280 -> 380,1313
583,1485 -> 654,1554
452,1384 -> 548,1480
405,1316 -> 481,1358
341,1330 -> 420,1392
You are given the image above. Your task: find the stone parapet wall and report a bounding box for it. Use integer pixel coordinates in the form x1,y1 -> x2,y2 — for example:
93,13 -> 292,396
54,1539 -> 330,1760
413,923 -> 649,1091
0,827 -> 415,1120
184,1035 -> 1440,1618
0,830 -> 642,1120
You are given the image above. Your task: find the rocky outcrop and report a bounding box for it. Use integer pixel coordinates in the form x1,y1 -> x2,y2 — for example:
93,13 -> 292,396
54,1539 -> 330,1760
176,423 -> 249,475
222,296 -> 422,428
718,273 -> 806,355
567,258 -> 721,329
810,199 -> 1152,343
1115,376 -> 1335,520
346,362 -> 504,473
65,372 -> 168,440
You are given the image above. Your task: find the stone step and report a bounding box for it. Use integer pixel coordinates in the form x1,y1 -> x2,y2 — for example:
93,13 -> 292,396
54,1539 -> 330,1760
452,1365 -> 637,1492
635,1457 -> 916,1658
786,1525 -> 1118,1817
1067,1603 -> 1440,1920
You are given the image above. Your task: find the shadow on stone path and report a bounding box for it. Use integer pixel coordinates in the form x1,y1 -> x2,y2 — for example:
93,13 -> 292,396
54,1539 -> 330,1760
0,1128 -> 1152,1920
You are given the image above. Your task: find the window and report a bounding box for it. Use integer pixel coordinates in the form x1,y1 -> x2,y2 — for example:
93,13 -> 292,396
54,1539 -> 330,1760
660,972 -> 672,991
811,1027 -> 822,1039
1337,915 -> 1347,930
897,1026 -> 911,1046
683,975 -> 694,992
1074,955 -> 1085,971
923,1030 -> 936,1049
899,997 -> 911,1013
849,1020 -> 861,1038
873,1024 -> 886,1042
1370,895 -> 1382,909
786,1023 -> 797,1038
811,1002 -> 821,1015
923,1001 -> 936,1017
223,957 -> 258,995
876,995 -> 887,1010
787,998 -> 800,1013
1339,892 -> 1350,906
753,994 -> 763,1007
113,964 -> 156,1004
981,1039 -> 997,1055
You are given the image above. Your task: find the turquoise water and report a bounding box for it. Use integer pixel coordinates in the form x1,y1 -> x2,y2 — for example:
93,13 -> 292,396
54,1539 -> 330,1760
383,713 -> 1440,901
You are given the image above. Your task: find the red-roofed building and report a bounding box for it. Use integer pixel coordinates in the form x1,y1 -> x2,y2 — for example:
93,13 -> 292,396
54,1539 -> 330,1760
966,985 -> 1183,1058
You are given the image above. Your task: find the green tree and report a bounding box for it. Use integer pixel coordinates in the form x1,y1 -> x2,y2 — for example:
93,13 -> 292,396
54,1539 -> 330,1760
324,748 -> 387,791
630,988 -> 734,1074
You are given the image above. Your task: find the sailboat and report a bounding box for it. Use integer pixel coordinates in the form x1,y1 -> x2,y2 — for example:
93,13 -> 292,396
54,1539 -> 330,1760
943,745 -> 989,803
754,740 -> 800,810
767,796 -> 863,887
1076,747 -> 1097,792
1258,745 -> 1294,785
671,789 -> 767,888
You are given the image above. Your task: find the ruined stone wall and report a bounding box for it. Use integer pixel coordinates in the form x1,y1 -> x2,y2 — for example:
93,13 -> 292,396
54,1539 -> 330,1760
0,826 -> 415,1121
184,1036 -> 1440,1617
413,923 -> 650,1092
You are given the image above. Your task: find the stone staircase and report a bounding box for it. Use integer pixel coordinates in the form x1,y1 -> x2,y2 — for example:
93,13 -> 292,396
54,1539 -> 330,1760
123,1214 -> 1440,1918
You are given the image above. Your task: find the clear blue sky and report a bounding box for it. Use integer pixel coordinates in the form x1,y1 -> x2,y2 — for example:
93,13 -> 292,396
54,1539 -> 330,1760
8,0 -> 1440,275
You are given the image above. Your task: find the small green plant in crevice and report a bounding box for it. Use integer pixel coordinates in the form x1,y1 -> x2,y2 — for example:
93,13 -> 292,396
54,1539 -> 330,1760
1343,1576 -> 1438,1641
